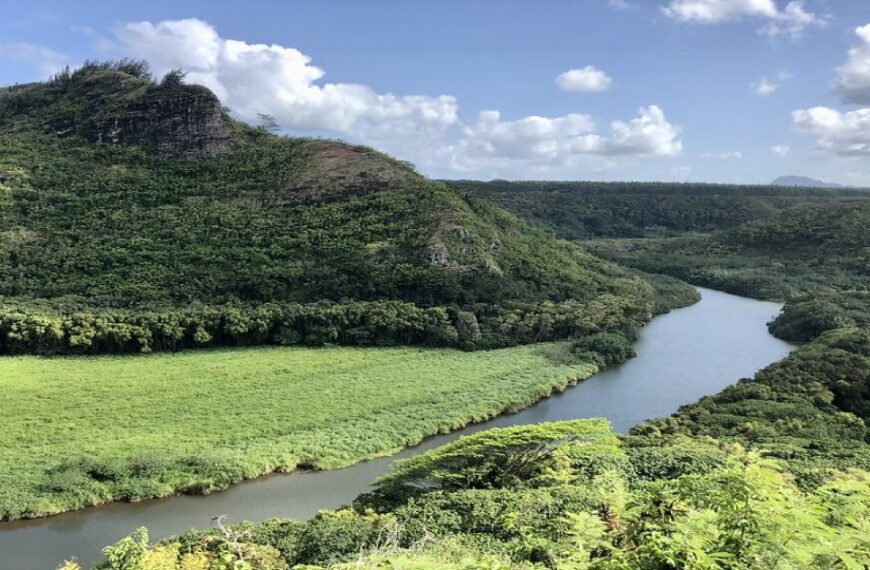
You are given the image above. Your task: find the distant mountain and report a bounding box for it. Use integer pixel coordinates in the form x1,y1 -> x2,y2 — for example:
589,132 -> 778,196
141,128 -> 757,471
771,176 -> 842,188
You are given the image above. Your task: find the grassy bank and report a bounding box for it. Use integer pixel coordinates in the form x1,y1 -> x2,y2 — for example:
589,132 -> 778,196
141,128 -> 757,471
0,343 -> 597,521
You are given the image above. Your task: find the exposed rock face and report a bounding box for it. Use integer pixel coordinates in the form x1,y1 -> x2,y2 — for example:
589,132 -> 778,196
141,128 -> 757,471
12,70 -> 234,159
92,88 -> 230,158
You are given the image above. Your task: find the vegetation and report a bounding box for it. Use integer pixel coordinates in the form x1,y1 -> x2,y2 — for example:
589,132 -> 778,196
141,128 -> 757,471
74,416 -> 870,569
768,291 -> 870,342
633,327 -> 870,487
0,63 -> 659,355
63,176 -> 870,569
450,179 -> 869,239
6,61 -> 869,569
0,342 -> 602,521
0,294 -> 653,354
585,201 -> 870,302
69,324 -> 870,569
450,180 -> 869,345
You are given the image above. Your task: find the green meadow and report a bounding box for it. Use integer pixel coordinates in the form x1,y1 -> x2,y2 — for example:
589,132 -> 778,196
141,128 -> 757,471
0,343 -> 596,520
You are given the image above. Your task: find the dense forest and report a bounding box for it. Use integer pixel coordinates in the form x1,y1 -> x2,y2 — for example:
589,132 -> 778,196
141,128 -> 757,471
453,179 -> 869,344
450,179 -> 870,238
0,62 -> 686,354
585,201 -> 870,342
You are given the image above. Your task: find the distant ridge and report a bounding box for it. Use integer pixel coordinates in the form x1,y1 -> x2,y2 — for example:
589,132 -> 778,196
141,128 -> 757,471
771,175 -> 842,188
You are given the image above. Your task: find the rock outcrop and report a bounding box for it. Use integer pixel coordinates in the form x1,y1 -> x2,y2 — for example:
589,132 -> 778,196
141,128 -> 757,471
1,65 -> 232,158
92,86 -> 231,158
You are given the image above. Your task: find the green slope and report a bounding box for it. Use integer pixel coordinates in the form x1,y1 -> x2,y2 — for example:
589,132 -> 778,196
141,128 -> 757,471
0,62 -> 656,354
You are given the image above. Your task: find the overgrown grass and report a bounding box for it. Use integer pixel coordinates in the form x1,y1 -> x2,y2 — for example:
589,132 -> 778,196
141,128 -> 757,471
0,343 -> 597,521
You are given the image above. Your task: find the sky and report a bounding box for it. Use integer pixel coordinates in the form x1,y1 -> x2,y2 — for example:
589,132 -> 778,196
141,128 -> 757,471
1,0 -> 869,185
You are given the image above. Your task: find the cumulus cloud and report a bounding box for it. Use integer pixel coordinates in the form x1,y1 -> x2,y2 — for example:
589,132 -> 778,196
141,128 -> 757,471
111,18 -> 681,176
556,66 -> 612,92
754,78 -> 777,96
792,106 -> 870,157
442,105 -> 681,172
0,42 -> 68,77
662,0 -> 822,38
113,18 -> 459,147
833,23 -> 870,105
771,145 -> 790,156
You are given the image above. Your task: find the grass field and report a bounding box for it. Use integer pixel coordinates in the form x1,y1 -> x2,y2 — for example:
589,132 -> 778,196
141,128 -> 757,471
0,343 -> 597,520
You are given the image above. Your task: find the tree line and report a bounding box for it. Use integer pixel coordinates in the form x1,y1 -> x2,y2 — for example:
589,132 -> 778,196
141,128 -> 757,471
0,295 -> 649,355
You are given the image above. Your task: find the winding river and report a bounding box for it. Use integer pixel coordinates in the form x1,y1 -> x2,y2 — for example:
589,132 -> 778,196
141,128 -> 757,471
0,288 -> 794,569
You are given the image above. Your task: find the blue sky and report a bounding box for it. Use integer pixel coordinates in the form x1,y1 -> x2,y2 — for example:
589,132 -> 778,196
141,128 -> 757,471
2,0 -> 869,184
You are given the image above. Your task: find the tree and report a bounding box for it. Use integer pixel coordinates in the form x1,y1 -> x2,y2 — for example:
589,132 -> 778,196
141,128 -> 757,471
257,113 -> 281,133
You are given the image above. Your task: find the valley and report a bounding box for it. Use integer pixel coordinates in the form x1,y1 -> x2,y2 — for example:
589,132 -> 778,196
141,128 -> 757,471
0,288 -> 793,568
0,61 -> 868,569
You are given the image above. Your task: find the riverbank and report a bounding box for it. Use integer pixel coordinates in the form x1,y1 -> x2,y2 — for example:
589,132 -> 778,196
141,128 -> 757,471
0,288 -> 795,569
0,343 -> 599,523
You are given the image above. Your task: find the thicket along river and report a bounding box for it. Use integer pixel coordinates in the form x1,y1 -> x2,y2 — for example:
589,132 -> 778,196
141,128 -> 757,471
0,288 -> 794,569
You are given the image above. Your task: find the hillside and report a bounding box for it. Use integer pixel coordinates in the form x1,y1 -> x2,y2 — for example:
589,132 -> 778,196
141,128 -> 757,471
0,62 -> 660,353
444,179 -> 869,343
585,201 -> 870,344
448,179 -> 869,239
586,201 -> 870,299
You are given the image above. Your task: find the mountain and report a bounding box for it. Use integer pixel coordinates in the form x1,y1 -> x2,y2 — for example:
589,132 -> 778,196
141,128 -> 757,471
771,175 -> 843,188
0,61 -> 654,353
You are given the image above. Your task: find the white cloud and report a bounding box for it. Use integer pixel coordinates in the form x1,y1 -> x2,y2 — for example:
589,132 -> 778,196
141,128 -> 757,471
701,151 -> 743,159
793,106 -> 870,157
759,1 -> 821,39
771,145 -> 790,156
663,0 -> 777,23
751,70 -> 792,95
662,0 -> 822,38
442,105 -> 682,172
0,41 -> 68,77
111,18 -> 682,176
833,23 -> 870,105
753,78 -> 777,96
113,18 -> 459,147
556,66 -> 613,92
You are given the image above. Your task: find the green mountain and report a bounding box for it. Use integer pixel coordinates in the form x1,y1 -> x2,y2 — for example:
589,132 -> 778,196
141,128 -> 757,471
0,62 -> 655,354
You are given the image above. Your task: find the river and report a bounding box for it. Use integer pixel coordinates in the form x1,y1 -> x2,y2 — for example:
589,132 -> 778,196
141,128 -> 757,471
0,288 -> 794,569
